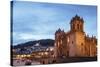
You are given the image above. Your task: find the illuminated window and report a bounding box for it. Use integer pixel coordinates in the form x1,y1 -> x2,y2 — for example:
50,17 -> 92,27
58,42 -> 60,47
61,40 -> 62,44
67,37 -> 69,43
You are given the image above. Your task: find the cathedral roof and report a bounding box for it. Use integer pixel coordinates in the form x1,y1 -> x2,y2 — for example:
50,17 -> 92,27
55,28 -> 65,34
55,28 -> 61,33
70,14 -> 84,24
58,28 -> 61,32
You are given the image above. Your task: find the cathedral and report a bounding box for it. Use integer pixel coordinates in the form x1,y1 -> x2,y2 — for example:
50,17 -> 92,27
54,15 -> 97,58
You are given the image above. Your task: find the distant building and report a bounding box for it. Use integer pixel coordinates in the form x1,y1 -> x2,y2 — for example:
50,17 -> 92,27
54,15 -> 97,57
12,42 -> 55,59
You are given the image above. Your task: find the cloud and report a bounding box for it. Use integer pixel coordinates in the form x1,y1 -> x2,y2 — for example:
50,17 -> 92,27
19,33 -> 54,40
12,1 -> 97,45
13,32 -> 54,45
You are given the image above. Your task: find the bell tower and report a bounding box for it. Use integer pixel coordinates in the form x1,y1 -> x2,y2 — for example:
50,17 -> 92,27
69,15 -> 86,56
70,15 -> 84,32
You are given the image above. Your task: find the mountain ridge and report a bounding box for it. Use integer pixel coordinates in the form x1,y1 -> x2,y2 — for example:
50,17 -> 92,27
13,39 -> 54,49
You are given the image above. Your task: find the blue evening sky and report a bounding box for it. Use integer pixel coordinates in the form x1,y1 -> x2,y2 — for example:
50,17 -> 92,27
12,1 -> 97,45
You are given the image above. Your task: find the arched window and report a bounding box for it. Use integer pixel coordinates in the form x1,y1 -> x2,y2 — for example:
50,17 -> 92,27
72,41 -> 73,44
81,43 -> 83,46
81,24 -> 83,31
77,24 -> 80,30
81,43 -> 84,54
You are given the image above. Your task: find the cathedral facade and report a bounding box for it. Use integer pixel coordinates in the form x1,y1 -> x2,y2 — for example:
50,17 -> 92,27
54,15 -> 97,58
